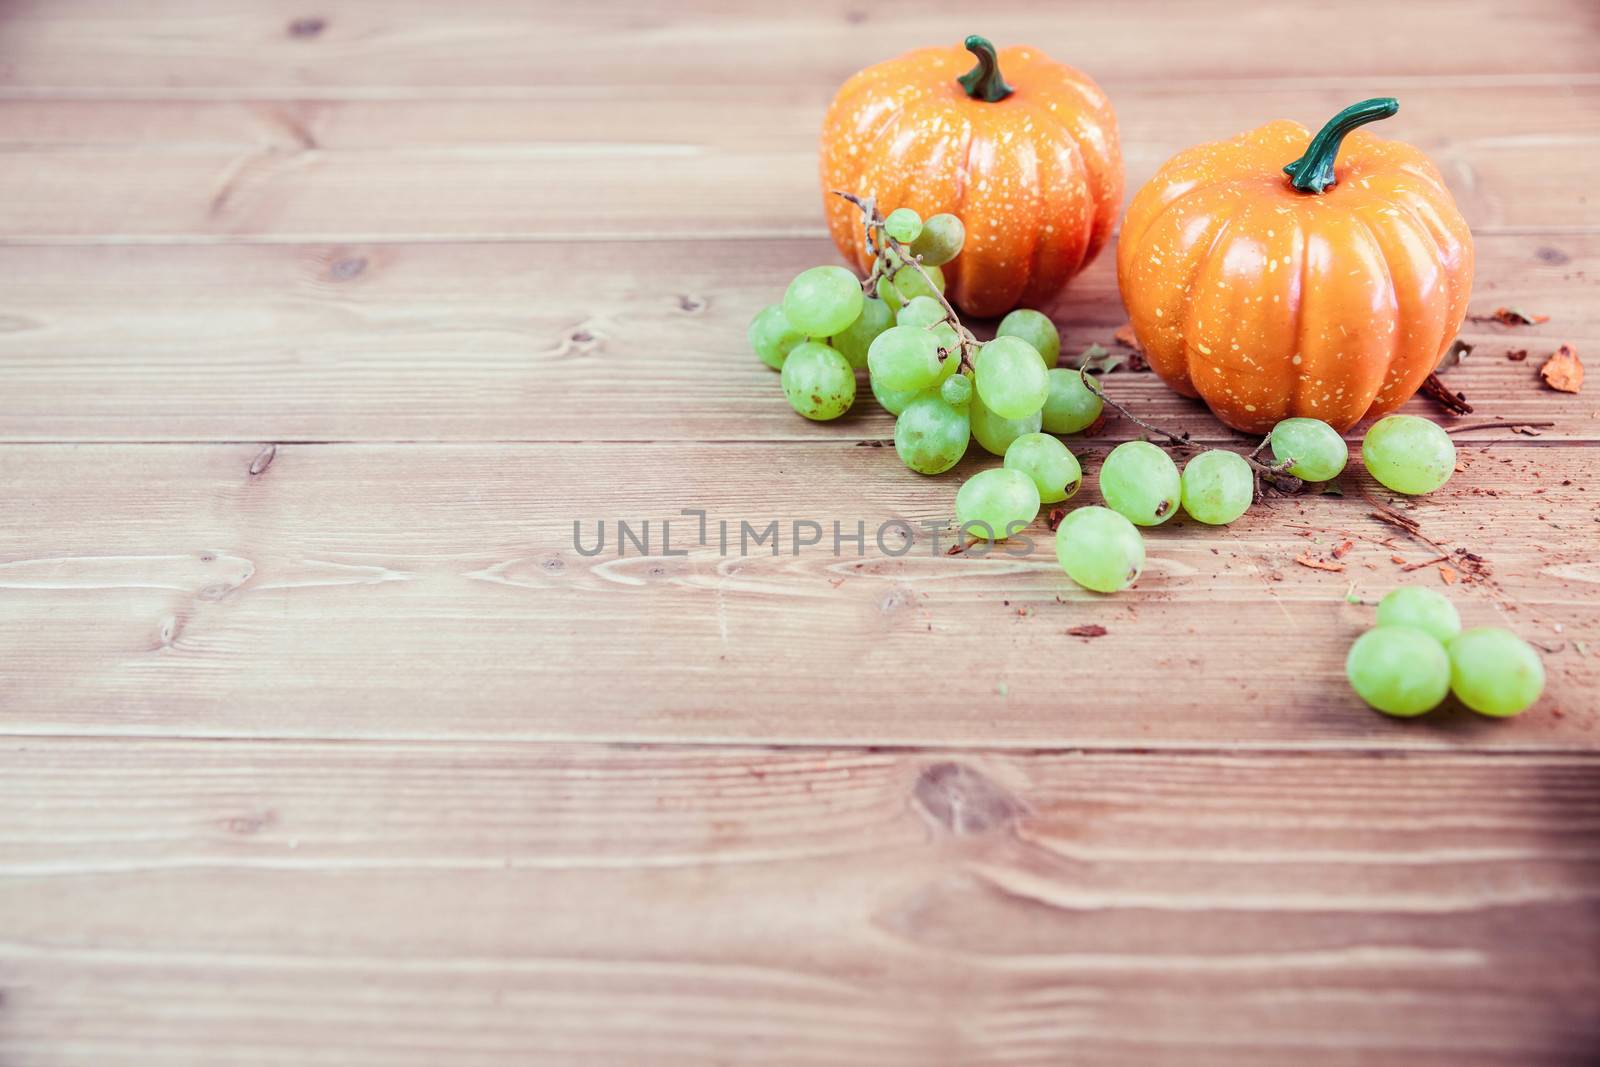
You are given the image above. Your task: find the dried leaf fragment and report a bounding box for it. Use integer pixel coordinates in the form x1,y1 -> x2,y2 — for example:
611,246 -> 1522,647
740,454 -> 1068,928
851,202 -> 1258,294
1068,343 -> 1127,375
1439,564 -> 1459,585
1539,344 -> 1583,394
1470,307 -> 1550,326
1066,624 -> 1108,638
1295,552 -> 1346,573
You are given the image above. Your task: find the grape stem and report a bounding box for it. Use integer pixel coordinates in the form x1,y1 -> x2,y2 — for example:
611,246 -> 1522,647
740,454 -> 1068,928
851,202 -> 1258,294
1076,369 -> 1302,497
831,190 -> 978,371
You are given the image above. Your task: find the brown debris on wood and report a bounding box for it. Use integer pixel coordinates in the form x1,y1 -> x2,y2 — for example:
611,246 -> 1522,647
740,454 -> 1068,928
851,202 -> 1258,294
1294,552 -> 1346,573
1331,540 -> 1354,559
1468,307 -> 1550,326
1046,507 -> 1068,532
1507,348 -> 1528,362
1110,323 -> 1149,370
1420,371 -> 1473,415
1439,564 -> 1459,585
1539,344 -> 1583,394
1066,624 -> 1108,638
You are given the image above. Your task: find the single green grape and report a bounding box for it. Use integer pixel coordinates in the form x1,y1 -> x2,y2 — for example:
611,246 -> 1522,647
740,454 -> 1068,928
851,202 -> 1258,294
1269,417 -> 1348,481
896,295 -> 960,353
1362,414 -> 1456,495
867,324 -> 942,392
780,341 -> 855,421
1055,506 -> 1144,593
1447,628 -> 1545,717
909,213 -> 965,267
829,295 -> 892,371
969,388 -> 1043,456
883,208 -> 923,244
955,468 -> 1041,541
1040,368 -> 1103,434
894,393 -> 970,475
891,263 -> 945,304
940,373 -> 972,408
871,374 -> 922,416
1375,587 -> 1461,645
1099,440 -> 1182,526
974,337 -> 1049,420
1180,450 -> 1253,525
876,274 -> 905,314
996,309 -> 1060,367
1346,626 -> 1451,717
1004,432 -> 1082,504
747,304 -> 806,371
782,265 -> 864,338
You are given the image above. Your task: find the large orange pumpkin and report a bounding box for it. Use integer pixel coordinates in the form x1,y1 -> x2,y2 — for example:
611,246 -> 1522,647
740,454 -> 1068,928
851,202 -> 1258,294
821,36 -> 1122,318
1117,98 -> 1473,434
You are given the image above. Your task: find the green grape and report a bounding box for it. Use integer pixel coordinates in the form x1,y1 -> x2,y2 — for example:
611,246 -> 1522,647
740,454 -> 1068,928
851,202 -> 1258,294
871,374 -> 921,415
1055,506 -> 1144,593
970,388 -> 1043,456
829,295 -> 892,371
1099,440 -> 1182,526
876,274 -> 905,314
1362,415 -> 1456,495
782,265 -> 864,338
1269,417 -> 1348,482
1447,628 -> 1545,717
955,468 -> 1041,541
1180,450 -> 1253,526
883,208 -> 923,244
1004,432 -> 1081,504
909,213 -> 965,267
780,341 -> 855,421
996,309 -> 1060,367
891,263 -> 945,303
894,393 -> 970,475
974,337 -> 1049,420
1375,587 -> 1461,645
1346,626 -> 1451,717
747,304 -> 806,371
940,373 -> 972,408
1040,368 -> 1103,434
867,324 -> 942,392
896,295 -> 959,353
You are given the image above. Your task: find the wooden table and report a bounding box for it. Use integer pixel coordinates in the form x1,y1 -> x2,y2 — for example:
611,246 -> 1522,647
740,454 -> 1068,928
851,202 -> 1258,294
2,2 -> 1597,1062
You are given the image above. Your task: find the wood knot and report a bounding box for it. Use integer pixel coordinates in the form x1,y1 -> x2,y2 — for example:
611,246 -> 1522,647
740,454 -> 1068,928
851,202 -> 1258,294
221,810 -> 277,835
288,16 -> 326,38
1534,246 -> 1570,265
677,294 -> 707,314
328,256 -> 367,281
913,762 -> 1022,836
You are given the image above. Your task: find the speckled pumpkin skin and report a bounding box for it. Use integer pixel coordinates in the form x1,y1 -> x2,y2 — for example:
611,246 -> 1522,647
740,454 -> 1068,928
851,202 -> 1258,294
1117,121 -> 1473,434
821,44 -> 1122,319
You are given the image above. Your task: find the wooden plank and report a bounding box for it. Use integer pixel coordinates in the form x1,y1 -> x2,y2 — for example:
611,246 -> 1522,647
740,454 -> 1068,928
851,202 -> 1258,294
0,441 -> 1594,746
0,87 -> 1595,239
0,234 -> 1590,443
2,0 -> 1596,92
1,740 -> 1597,1064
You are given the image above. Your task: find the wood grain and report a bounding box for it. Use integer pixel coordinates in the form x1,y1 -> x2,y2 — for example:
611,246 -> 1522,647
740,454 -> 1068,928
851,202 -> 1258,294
3,0 -> 1597,91
0,86 -> 1595,240
4,1 -> 1599,1061
0,235 -> 1592,443
1,740 -> 1596,1065
1,441 -> 1594,746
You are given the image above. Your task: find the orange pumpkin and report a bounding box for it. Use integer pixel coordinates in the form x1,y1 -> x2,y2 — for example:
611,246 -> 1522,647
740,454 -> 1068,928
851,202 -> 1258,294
821,36 -> 1122,318
1117,98 -> 1473,434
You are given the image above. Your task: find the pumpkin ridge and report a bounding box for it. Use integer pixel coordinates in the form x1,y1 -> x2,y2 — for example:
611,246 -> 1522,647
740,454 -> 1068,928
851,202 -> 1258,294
1348,210 -> 1407,421
1171,204 -> 1246,403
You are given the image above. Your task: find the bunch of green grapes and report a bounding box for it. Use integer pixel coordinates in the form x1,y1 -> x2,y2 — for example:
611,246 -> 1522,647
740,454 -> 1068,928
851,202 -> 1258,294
1345,587 -> 1544,717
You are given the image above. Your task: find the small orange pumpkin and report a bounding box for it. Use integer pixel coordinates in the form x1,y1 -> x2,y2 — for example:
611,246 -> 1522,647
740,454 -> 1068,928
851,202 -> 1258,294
1117,99 -> 1473,433
821,35 -> 1122,318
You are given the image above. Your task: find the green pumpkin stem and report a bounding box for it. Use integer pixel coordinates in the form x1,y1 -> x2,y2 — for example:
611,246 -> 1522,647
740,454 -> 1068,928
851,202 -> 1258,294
957,35 -> 1014,103
1283,97 -> 1399,194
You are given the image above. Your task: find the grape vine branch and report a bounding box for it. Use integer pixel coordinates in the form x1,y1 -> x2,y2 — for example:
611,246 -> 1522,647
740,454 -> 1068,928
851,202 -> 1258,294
832,190 -> 978,371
